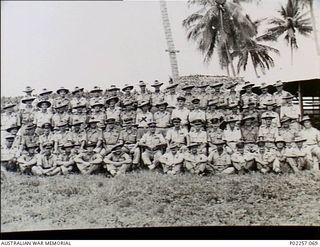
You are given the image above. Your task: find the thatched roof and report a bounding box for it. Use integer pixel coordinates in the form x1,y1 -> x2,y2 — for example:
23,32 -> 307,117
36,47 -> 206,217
175,74 -> 245,90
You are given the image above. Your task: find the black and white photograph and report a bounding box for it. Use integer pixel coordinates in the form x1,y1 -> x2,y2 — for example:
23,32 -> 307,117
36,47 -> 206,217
1,0 -> 320,237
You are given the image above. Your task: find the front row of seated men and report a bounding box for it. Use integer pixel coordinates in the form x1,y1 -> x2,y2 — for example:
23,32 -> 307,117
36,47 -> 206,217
1,119 -> 318,177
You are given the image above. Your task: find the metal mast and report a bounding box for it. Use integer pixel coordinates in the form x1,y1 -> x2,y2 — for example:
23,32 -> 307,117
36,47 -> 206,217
160,0 -> 180,81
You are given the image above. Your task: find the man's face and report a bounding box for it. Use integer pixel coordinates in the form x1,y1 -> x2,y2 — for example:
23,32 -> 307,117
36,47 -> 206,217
169,88 -> 176,94
59,91 -> 67,97
6,139 -> 13,148
237,147 -> 244,154
87,146 -> 94,152
26,101 -> 33,107
229,122 -> 236,128
194,124 -> 201,131
177,100 -> 185,107
259,146 -> 265,153
215,87 -> 221,93
94,106 -> 101,112
276,86 -> 283,92
65,147 -> 72,154
114,149 -> 122,155
171,148 -> 178,155
245,119 -> 252,126
43,127 -> 50,135
77,108 -> 83,114
303,120 -> 312,128
266,118 -> 272,126
267,105 -> 273,111
296,141 -> 304,148
276,142 -> 285,149
193,102 -> 200,109
109,100 -> 116,107
108,122 -> 115,129
74,125 -> 81,132
60,126 -> 66,132
209,105 -> 216,111
217,144 -> 224,152
124,88 -> 131,94
191,147 -> 198,155
140,86 -> 146,92
173,121 -> 180,128
90,122 -> 97,129
57,107 -> 65,114
159,105 -> 166,111
28,147 -> 36,155
44,147 -> 52,155
10,128 -> 18,135
261,88 -> 268,94
141,105 -> 149,112
282,121 -> 289,128
40,103 -> 49,110
149,126 -> 156,133
245,87 -> 252,93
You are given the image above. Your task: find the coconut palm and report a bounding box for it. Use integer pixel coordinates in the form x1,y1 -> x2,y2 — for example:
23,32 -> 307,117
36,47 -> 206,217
182,0 -> 256,76
232,19 -> 280,78
262,0 -> 312,65
300,0 -> 320,55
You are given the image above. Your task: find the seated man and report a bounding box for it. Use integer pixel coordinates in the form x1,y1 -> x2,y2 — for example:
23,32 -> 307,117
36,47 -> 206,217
254,140 -> 276,174
119,117 -> 140,169
139,121 -> 166,170
273,136 -> 299,173
1,135 -> 18,172
74,141 -> 103,175
286,136 -> 312,171
56,141 -> 76,175
165,117 -> 188,153
231,142 -> 255,174
103,143 -> 132,176
159,144 -> 184,175
187,119 -> 207,154
299,115 -> 320,171
207,139 -> 234,175
184,143 -> 207,175
32,142 -> 61,176
17,143 -> 39,175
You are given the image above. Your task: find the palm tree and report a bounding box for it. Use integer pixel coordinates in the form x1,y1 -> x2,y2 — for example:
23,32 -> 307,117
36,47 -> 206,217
300,0 -> 320,56
182,0 -> 256,76
262,0 -> 312,65
232,19 -> 280,78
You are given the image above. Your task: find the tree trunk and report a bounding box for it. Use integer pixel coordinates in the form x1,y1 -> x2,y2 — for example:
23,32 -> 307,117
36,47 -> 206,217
219,8 -> 236,77
226,64 -> 230,76
309,0 -> 320,56
290,37 -> 293,66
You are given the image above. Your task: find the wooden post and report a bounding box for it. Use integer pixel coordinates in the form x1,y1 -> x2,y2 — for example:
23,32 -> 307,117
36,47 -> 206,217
298,81 -> 303,117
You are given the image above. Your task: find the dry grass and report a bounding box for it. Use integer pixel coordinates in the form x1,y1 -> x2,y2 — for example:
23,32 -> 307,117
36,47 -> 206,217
1,171 -> 320,232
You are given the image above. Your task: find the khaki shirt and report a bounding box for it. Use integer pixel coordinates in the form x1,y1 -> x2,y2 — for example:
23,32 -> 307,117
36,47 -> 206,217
37,154 -> 57,169
120,128 -> 138,144
52,112 -> 70,127
153,110 -> 171,128
299,127 -> 320,146
171,108 -> 190,126
86,128 -> 103,143
106,107 -> 121,122
165,127 -> 188,144
103,128 -> 121,145
241,125 -> 259,143
188,130 -> 207,144
188,109 -> 206,123
258,125 -> 279,141
136,111 -> 153,128
209,149 -> 231,171
139,132 -> 166,148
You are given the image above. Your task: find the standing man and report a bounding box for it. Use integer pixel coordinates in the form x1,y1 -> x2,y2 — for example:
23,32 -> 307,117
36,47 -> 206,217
273,80 -> 290,115
153,101 -> 171,137
164,83 -> 179,111
150,80 -> 165,113
241,81 -> 258,107
165,117 -> 188,153
171,96 -> 190,130
136,100 -> 153,139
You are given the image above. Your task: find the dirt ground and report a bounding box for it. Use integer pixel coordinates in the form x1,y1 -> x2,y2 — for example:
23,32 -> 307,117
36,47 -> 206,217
1,171 -> 320,232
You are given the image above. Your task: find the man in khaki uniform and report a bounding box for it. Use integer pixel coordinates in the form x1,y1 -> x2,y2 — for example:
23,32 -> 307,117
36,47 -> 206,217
241,81 -> 258,107
286,136 -> 313,170
254,140 -> 276,174
207,139 -> 234,175
17,143 -> 39,174
74,141 -> 103,175
165,117 -> 188,153
103,143 -> 132,176
153,101 -> 171,137
231,142 -> 255,174
55,141 -> 76,175
102,118 -> 121,155
164,83 -> 179,111
32,142 -> 61,176
119,117 -> 140,168
1,135 -> 18,172
171,96 -> 190,129
187,119 -> 207,154
150,80 -> 165,113
258,112 -> 279,145
207,118 -> 225,153
159,144 -> 184,175
299,116 -> 320,170
184,143 -> 207,175
139,121 -> 166,170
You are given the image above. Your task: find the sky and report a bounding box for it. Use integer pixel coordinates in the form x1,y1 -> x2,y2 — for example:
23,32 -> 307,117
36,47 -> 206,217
1,0 -> 320,97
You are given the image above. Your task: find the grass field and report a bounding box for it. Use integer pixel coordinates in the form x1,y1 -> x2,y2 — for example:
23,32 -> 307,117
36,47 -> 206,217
1,171 -> 320,232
